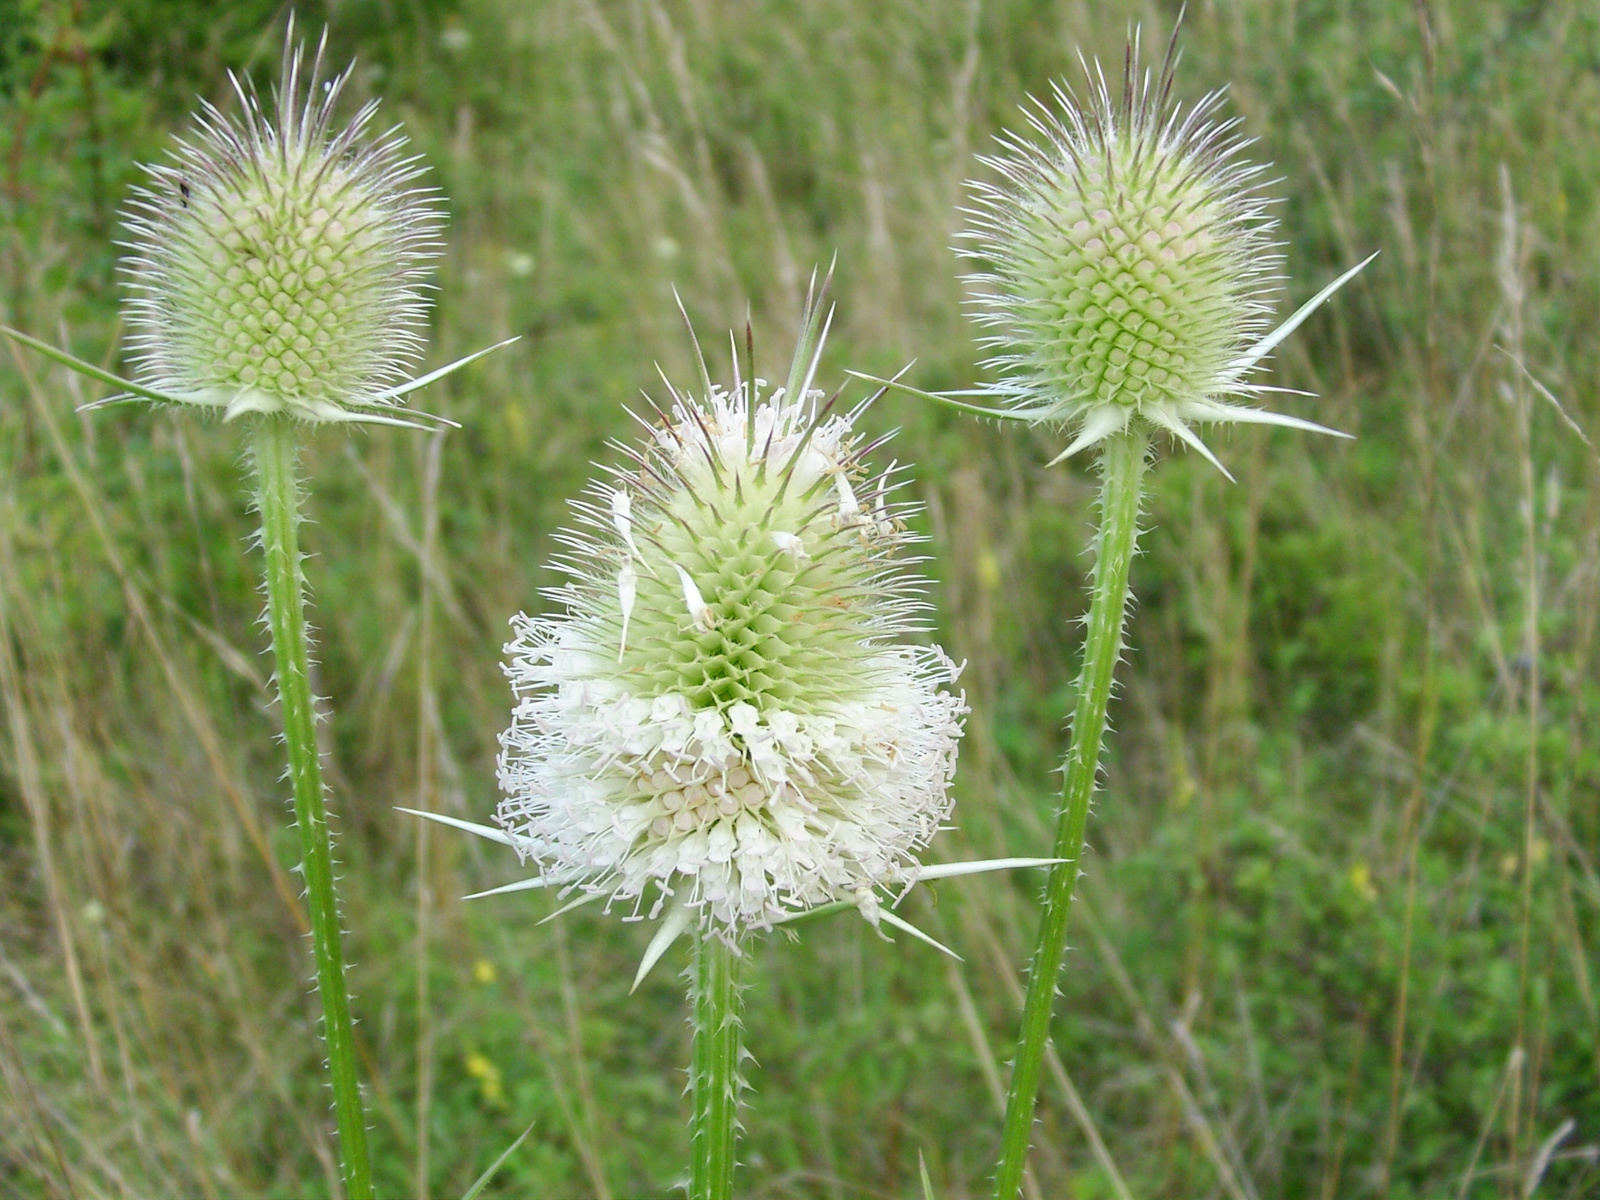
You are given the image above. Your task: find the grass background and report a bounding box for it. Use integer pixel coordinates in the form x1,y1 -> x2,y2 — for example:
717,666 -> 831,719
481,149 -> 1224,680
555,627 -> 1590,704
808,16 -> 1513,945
3,0 -> 1599,1195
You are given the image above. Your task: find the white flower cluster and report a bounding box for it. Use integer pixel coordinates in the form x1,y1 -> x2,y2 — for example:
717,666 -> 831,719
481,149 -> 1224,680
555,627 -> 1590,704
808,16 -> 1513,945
496,346 -> 967,939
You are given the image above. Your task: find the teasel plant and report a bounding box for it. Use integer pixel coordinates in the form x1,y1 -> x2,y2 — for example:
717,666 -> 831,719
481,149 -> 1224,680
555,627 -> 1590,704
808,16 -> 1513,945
3,23 -> 514,1199
854,23 -> 1375,1199
408,268 -> 1057,1199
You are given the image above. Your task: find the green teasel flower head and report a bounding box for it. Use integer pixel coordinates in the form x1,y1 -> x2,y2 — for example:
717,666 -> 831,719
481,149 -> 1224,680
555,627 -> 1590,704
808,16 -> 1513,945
118,24 -> 445,425
952,27 -> 1373,477
497,283 -> 969,945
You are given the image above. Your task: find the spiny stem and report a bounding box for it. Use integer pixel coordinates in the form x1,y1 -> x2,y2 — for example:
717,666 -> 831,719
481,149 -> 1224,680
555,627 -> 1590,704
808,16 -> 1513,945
994,428 -> 1148,1200
690,931 -> 743,1200
252,416 -> 374,1200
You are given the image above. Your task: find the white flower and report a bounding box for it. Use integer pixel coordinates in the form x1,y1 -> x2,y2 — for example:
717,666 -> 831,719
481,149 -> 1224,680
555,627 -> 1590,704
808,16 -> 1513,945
493,297 -> 969,944
405,279 -> 1059,976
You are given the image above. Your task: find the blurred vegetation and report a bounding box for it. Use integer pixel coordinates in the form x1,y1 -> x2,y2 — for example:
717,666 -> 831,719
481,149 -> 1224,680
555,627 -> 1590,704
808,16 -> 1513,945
3,0 -> 1599,1196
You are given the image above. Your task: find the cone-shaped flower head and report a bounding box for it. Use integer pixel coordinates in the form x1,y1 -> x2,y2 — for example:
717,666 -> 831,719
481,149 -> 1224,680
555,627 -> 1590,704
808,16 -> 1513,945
495,301 -> 967,940
958,30 -> 1369,474
118,27 -> 443,424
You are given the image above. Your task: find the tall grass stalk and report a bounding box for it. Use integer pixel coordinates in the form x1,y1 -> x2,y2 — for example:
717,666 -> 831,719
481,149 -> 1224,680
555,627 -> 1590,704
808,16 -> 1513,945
993,429 -> 1146,1197
252,415 -> 374,1200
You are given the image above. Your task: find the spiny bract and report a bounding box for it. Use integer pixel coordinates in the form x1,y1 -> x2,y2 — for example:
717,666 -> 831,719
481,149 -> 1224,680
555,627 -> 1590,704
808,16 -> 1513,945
496,320 -> 967,939
961,30 -> 1359,472
119,29 -> 442,423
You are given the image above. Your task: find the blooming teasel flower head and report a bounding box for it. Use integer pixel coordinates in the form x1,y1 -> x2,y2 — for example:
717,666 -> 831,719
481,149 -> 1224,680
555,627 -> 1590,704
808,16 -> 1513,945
489,282 -> 971,949
118,23 -> 446,425
950,26 -> 1373,476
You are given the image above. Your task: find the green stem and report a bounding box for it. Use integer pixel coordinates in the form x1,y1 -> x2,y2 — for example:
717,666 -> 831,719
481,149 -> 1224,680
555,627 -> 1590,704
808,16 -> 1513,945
252,417 -> 374,1200
993,429 -> 1148,1200
690,931 -> 744,1200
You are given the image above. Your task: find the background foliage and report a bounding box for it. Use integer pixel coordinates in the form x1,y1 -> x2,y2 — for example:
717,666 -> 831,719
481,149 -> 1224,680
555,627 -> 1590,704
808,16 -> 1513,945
3,0 -> 1598,1196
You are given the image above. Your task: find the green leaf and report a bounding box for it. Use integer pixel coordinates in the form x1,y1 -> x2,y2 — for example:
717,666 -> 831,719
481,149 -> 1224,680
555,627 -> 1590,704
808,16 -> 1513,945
764,899 -> 854,928
1,325 -> 180,405
367,336 -> 521,403
843,370 -> 1049,421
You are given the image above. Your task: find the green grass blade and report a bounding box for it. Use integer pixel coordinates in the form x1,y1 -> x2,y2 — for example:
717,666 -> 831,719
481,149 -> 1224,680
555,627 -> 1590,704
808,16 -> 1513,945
460,1122 -> 538,1200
